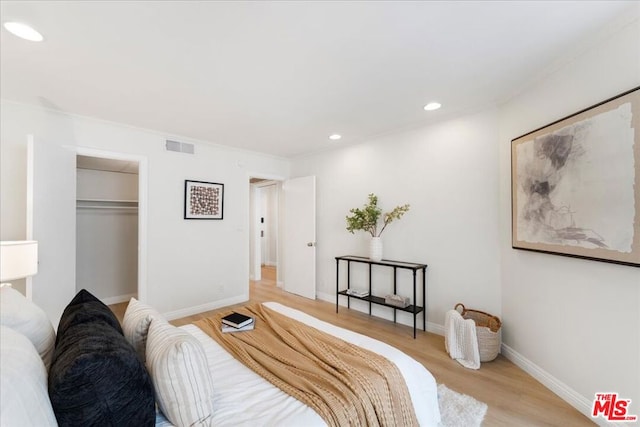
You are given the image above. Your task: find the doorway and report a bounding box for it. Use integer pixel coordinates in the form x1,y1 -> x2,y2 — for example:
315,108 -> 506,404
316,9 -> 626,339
249,174 -> 317,299
249,177 -> 282,286
74,148 -> 148,305
76,155 -> 139,304
27,138 -> 148,325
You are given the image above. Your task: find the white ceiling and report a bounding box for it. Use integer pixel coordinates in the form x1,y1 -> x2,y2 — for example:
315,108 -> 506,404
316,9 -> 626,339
77,155 -> 139,174
1,1 -> 637,158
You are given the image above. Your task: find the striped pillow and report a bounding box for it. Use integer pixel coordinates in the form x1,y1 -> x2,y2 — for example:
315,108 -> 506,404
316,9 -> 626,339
123,297 -> 165,363
146,318 -> 215,426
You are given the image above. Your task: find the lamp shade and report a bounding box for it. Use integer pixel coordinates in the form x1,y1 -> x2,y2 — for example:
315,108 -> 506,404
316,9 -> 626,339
0,241 -> 38,282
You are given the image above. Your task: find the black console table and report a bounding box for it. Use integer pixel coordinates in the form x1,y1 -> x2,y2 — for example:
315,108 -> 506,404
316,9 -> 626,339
335,255 -> 427,338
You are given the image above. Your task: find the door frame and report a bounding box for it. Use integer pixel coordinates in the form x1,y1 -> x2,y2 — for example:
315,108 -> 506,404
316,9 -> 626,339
248,172 -> 284,286
75,147 -> 149,302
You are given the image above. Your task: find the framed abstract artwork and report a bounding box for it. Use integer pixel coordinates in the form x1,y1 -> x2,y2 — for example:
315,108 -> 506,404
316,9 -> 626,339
184,180 -> 224,220
511,87 -> 640,267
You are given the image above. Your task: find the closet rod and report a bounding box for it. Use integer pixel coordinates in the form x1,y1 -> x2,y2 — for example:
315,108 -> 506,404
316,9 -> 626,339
76,205 -> 138,210
77,198 -> 138,203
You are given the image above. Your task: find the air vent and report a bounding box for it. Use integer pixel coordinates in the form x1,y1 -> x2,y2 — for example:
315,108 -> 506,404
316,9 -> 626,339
165,140 -> 195,154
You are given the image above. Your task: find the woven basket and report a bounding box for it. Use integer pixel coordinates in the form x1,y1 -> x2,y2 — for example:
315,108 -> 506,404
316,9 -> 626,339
455,303 -> 501,362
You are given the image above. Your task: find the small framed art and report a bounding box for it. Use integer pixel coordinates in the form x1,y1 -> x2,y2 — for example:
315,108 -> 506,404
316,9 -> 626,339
511,87 -> 640,267
184,180 -> 224,220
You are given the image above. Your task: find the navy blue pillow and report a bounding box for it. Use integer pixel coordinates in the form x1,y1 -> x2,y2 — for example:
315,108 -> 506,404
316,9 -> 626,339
55,289 -> 122,346
49,289 -> 155,427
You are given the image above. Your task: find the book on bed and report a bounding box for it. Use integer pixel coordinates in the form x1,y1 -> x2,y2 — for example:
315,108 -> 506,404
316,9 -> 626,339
221,312 -> 254,329
221,322 -> 255,333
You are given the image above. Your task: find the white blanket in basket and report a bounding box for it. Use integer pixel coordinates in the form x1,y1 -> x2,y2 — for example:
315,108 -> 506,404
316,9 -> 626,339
445,309 -> 480,369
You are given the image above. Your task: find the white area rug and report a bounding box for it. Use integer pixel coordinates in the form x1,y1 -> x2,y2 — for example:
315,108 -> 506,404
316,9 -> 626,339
438,384 -> 488,427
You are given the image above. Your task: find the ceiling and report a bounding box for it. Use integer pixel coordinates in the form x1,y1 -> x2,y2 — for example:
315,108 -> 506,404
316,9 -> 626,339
77,155 -> 139,174
1,1 -> 636,158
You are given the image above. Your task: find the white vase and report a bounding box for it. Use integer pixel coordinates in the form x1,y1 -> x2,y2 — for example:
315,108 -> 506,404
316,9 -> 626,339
369,237 -> 383,261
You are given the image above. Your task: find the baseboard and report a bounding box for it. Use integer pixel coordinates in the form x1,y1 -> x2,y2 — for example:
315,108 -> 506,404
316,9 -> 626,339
316,291 -> 333,302
162,293 -> 249,321
101,293 -> 136,306
501,344 -> 616,427
427,322 -> 444,336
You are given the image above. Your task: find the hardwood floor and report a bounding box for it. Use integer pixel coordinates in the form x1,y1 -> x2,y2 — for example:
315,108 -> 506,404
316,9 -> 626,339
111,268 -> 593,426
260,264 -> 277,283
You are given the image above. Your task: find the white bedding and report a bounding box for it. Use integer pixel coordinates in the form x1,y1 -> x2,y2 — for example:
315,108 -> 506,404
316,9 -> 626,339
155,302 -> 441,426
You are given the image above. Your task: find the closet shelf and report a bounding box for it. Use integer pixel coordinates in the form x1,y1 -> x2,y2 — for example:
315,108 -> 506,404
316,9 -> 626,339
76,199 -> 138,210
77,198 -> 138,203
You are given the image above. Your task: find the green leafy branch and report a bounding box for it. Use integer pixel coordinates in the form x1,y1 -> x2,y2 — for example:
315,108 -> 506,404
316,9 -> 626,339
346,193 -> 410,237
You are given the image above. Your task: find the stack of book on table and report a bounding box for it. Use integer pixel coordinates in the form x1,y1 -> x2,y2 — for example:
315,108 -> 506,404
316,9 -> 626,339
221,312 -> 255,333
345,288 -> 369,298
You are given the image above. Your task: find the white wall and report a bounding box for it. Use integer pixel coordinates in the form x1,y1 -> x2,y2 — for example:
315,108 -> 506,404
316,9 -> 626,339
260,183 -> 278,266
77,168 -> 139,201
292,109 -> 502,330
498,15 -> 640,421
0,101 -> 290,320
290,12 -> 640,420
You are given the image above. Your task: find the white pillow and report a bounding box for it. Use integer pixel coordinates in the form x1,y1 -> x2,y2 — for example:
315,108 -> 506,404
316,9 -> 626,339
0,325 -> 58,427
122,297 -> 165,363
146,318 -> 215,427
0,286 -> 55,370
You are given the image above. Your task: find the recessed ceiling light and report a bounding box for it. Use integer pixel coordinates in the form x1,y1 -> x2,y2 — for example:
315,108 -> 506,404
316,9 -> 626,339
329,134 -> 342,141
3,21 -> 44,42
423,102 -> 441,111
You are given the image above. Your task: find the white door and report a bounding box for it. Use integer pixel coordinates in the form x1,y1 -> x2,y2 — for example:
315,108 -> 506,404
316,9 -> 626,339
282,176 -> 316,299
27,135 -> 77,328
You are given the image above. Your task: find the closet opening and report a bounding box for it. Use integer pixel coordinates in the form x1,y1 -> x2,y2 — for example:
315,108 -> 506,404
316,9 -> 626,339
76,155 -> 140,305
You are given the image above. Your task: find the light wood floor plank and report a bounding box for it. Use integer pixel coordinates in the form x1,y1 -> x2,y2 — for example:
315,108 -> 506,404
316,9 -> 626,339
110,274 -> 593,426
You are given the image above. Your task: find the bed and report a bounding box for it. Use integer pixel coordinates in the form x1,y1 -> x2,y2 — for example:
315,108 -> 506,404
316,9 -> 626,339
155,302 -> 440,426
0,286 -> 441,427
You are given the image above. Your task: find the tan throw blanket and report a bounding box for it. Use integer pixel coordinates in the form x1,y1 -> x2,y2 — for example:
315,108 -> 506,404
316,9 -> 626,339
195,304 -> 418,427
